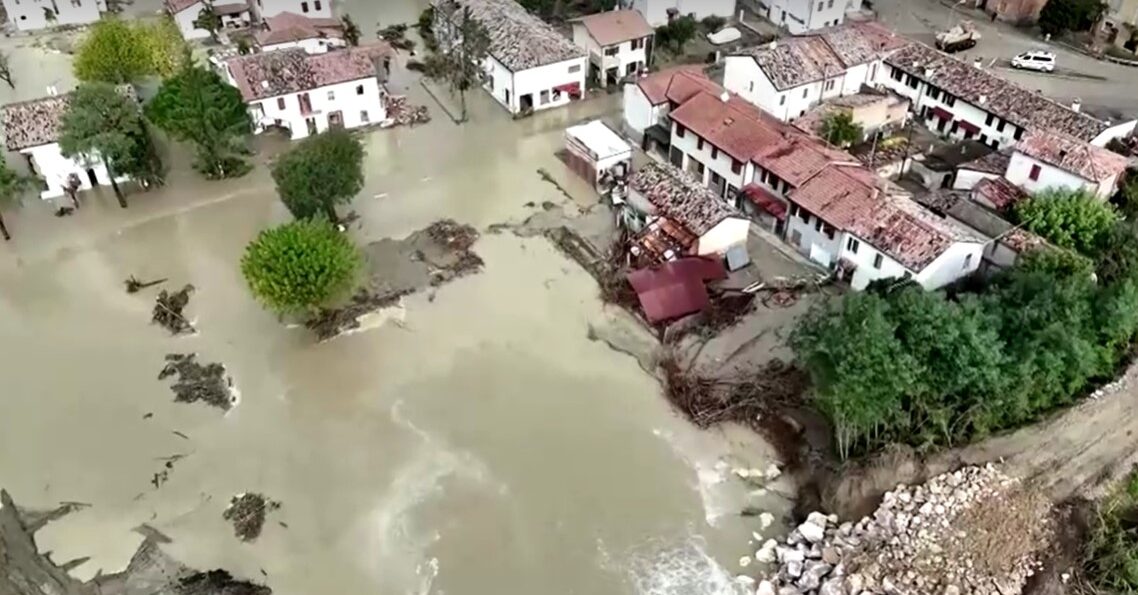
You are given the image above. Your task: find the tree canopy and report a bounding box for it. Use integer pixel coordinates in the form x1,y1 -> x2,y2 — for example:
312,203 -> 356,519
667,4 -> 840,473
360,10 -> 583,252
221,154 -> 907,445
1014,187 -> 1119,255
1039,0 -> 1108,36
656,16 -> 698,52
73,19 -> 155,84
820,111 -> 863,148
270,128 -> 365,221
193,6 -> 223,42
139,17 -> 191,78
241,219 -> 363,314
0,155 -> 36,241
146,64 -> 253,179
59,83 -> 161,206
426,0 -> 491,120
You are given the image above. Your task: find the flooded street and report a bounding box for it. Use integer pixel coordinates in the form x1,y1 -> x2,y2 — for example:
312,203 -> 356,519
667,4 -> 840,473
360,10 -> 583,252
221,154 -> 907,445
0,7 -> 792,593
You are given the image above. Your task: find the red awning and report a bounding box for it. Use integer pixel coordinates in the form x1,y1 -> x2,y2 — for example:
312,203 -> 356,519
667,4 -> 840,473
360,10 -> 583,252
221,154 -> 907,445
928,106 -> 953,121
741,184 -> 788,220
554,82 -> 582,96
957,119 -> 981,134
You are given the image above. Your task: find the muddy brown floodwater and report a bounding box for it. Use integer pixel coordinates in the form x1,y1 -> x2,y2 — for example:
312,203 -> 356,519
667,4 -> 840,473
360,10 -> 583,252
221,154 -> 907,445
0,56 -> 793,595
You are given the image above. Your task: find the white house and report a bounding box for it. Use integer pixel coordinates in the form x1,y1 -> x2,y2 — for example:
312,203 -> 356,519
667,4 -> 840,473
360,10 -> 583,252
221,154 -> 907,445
881,42 -> 1138,150
434,0 -> 586,115
1005,129 -> 1130,199
254,11 -> 344,53
621,64 -> 718,148
1,91 -> 130,200
167,0 -> 255,40
723,21 -> 905,121
621,0 -> 736,27
2,0 -> 105,31
218,44 -> 391,139
761,0 -> 864,32
250,0 -> 331,20
571,9 -> 653,88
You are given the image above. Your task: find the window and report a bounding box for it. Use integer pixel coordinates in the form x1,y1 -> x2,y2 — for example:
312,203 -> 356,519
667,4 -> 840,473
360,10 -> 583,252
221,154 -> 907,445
568,64 -> 581,73
997,120 -> 1006,132
779,95 -> 786,106
314,0 -> 321,9
817,1 -> 824,9
277,97 -> 286,109
626,62 -> 638,76
824,79 -> 834,91
1014,126 -> 1024,140
802,87 -> 809,98
815,218 -> 823,232
1029,164 -> 1041,181
711,147 -> 719,160
675,124 -> 685,137
847,237 -> 859,253
631,38 -> 644,50
749,81 -> 754,92
790,204 -> 800,217
799,207 -> 809,222
360,110 -> 369,123
980,134 -> 988,144
300,1 -> 308,12
828,0 -> 834,6
945,95 -> 956,107
540,90 -> 549,104
985,114 -> 994,126
327,90 -> 335,100
873,253 -> 883,269
963,254 -> 973,269
604,47 -> 619,56
731,159 -> 742,174
950,122 -> 959,134
928,87 -> 939,100
823,224 -> 834,240
697,138 -> 704,150
891,66 -> 903,81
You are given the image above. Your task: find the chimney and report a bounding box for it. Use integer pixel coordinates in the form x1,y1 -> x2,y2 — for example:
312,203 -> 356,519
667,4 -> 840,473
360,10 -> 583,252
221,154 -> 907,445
46,85 -> 57,96
978,94 -> 987,104
972,57 -> 982,69
1071,98 -> 1082,112
720,91 -> 730,103
769,40 -> 777,50
923,67 -> 934,78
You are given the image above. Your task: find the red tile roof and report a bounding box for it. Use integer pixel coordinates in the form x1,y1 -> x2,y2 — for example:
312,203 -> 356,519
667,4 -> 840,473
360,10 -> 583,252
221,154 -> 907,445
742,184 -> 787,220
756,132 -> 860,186
575,9 -> 652,46
635,66 -> 718,106
627,257 -> 726,323
973,176 -> 1028,211
1015,129 -> 1130,183
225,44 -> 392,101
255,11 -> 343,46
960,149 -> 1011,175
669,91 -> 786,162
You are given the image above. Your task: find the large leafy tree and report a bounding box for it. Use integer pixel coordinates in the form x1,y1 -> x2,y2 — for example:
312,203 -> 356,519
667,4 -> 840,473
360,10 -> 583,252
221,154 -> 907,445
428,0 -> 491,122
241,219 -> 363,314
1014,187 -> 1120,255
341,14 -> 361,46
73,19 -> 155,84
140,17 -> 191,78
1039,0 -> 1108,36
147,64 -> 253,179
0,156 -> 36,241
193,6 -> 223,42
271,128 -> 364,222
59,83 -> 160,208
820,111 -> 864,148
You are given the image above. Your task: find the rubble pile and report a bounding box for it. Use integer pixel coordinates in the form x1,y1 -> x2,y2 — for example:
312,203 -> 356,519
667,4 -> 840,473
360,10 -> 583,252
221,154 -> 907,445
223,493 -> 280,543
152,284 -> 195,334
753,465 -> 1051,595
382,95 -> 430,128
158,353 -> 236,411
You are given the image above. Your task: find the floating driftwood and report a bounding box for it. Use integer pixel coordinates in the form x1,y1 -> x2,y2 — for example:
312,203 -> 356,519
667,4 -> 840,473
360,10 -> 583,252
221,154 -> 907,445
152,285 -> 195,334
125,275 -> 168,294
158,353 -> 235,411
223,493 -> 280,543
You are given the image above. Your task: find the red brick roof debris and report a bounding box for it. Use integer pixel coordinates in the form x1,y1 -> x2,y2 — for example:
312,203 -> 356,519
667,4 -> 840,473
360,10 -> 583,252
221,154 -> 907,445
1002,228 -> 1048,254
626,257 -> 726,323
1015,129 -> 1130,183
885,42 -> 1112,142
574,9 -> 652,46
973,176 -> 1028,211
256,11 -> 343,46
635,66 -> 718,106
225,44 -> 392,101
629,161 -> 741,236
632,216 -> 698,265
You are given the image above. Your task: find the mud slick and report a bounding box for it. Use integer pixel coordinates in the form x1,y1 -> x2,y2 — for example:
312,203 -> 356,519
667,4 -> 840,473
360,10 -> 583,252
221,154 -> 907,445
223,493 -> 281,543
0,489 -> 271,595
152,285 -> 195,335
308,220 -> 485,340
158,354 -> 236,411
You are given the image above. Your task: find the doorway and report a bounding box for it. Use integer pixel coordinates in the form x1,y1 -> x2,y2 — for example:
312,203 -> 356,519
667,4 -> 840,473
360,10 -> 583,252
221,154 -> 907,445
328,110 -> 343,128
519,93 -> 533,113
605,67 -> 618,87
86,168 -> 98,186
305,117 -> 318,135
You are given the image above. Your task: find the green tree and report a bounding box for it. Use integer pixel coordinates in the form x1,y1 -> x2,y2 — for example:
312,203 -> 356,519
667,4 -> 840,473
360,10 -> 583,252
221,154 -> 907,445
59,83 -> 159,208
0,156 -> 36,241
271,128 -> 364,222
428,0 -> 491,121
73,19 -> 155,84
1096,222 -> 1138,284
0,51 -> 14,89
140,17 -> 191,78
417,6 -> 437,51
820,111 -> 864,148
1114,170 -> 1138,218
1014,188 -> 1120,255
655,15 -> 698,53
146,64 -> 253,179
789,293 -> 919,459
1039,0 -> 1108,36
193,6 -> 223,42
241,219 -> 363,314
341,14 -> 361,46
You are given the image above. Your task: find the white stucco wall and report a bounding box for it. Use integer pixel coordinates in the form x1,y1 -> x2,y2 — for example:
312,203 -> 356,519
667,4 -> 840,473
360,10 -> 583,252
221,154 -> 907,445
670,119 -> 751,200
484,55 -> 586,115
252,0 -> 332,19
261,36 -> 346,54
1005,151 -> 1098,197
725,55 -> 813,121
766,0 -> 852,32
1091,119 -> 1138,147
697,217 -> 750,256
172,4 -> 211,40
628,0 -> 736,26
572,24 -> 648,83
19,142 -> 123,199
915,240 -> 984,289
246,77 -> 385,140
784,205 -> 844,268
4,0 -> 103,30
951,167 -> 999,191
622,83 -> 657,137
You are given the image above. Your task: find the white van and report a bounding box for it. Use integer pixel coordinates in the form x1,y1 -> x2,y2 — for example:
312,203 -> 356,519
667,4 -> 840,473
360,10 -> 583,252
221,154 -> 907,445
1011,51 -> 1056,73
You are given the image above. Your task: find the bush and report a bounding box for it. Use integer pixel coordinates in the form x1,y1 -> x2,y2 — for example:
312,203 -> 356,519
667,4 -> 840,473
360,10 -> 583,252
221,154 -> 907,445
656,15 -> 698,52
700,15 -> 726,33
240,219 -> 363,315
1084,471 -> 1138,593
1014,188 -> 1120,255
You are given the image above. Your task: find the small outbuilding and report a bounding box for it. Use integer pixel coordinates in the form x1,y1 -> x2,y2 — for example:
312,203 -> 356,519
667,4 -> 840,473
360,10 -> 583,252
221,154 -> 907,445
564,120 -> 632,195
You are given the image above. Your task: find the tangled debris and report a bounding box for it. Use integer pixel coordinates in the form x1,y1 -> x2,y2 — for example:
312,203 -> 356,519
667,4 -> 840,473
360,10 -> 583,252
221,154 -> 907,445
158,353 -> 236,411
382,95 -> 430,128
752,465 -> 1052,595
152,284 -> 195,334
177,570 -> 271,595
422,219 -> 484,283
125,275 -> 167,294
306,288 -> 414,340
223,493 -> 281,543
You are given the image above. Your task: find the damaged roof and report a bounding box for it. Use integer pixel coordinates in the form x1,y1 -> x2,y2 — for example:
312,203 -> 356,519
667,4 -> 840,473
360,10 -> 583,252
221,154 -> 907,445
973,176 -> 1028,211
439,0 -> 584,72
885,43 -> 1112,142
735,20 -> 905,90
959,149 -> 1011,175
3,86 -> 137,151
1015,129 -> 1130,183
225,44 -> 391,100
635,65 -> 719,106
573,9 -> 652,46
629,162 -> 741,236
255,11 -> 343,46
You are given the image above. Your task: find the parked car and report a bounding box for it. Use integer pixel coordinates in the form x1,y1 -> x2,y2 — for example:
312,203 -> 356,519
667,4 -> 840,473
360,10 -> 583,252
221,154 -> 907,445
1011,51 -> 1056,72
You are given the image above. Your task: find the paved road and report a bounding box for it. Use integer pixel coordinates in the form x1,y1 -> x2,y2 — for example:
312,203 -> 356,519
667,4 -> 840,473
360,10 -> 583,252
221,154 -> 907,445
869,0 -> 1138,122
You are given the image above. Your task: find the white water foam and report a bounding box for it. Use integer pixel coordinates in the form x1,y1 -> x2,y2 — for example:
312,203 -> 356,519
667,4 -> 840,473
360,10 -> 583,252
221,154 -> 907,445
651,428 -> 734,527
600,533 -> 749,595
